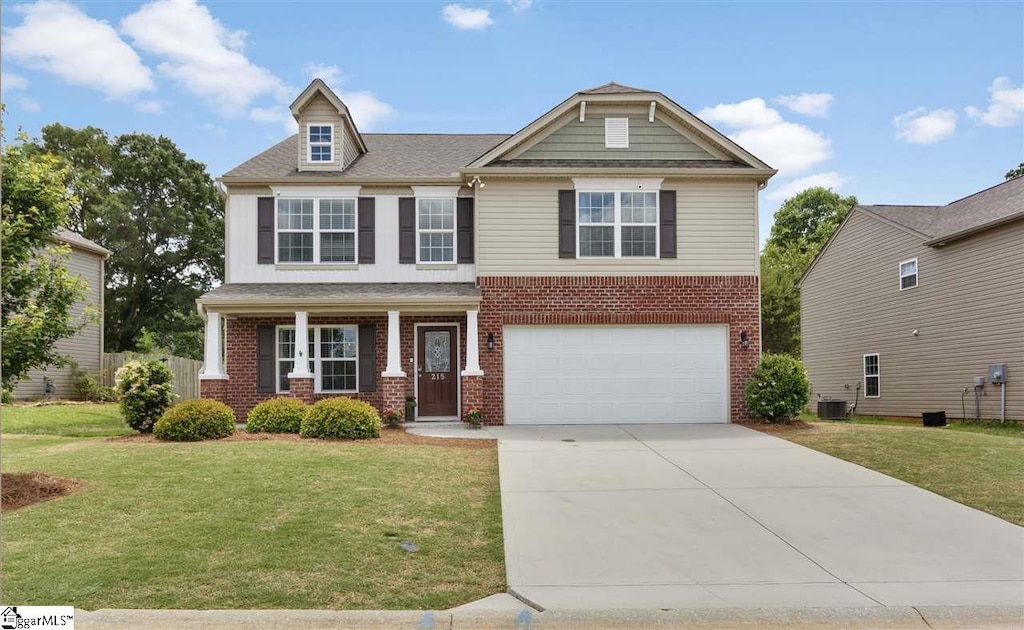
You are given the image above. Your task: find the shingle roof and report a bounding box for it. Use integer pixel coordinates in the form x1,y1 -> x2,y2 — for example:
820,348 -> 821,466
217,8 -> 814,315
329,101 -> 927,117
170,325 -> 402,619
490,159 -> 748,169
223,133 -> 510,179
200,282 -> 481,305
858,176 -> 1024,244
55,228 -> 111,257
579,82 -> 654,95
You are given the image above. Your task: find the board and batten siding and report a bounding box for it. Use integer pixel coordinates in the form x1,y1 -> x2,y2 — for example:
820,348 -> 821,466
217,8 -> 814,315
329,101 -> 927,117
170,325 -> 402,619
801,210 -> 1024,420
13,246 -> 104,399
475,178 -> 758,276
225,192 -> 476,283
517,113 -> 716,161
297,92 -> 344,171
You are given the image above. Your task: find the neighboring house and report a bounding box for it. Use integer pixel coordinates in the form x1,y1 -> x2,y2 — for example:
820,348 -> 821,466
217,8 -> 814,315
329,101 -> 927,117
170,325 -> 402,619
13,229 -> 110,400
198,80 -> 775,425
800,176 -> 1023,421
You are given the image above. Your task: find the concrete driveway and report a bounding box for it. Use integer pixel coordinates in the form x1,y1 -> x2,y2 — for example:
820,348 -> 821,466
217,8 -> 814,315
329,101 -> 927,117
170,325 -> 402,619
482,423 -> 1024,611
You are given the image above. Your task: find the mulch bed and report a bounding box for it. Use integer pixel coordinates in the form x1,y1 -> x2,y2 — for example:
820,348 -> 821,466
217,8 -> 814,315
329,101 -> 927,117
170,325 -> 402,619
107,426 -> 495,450
1,472 -> 83,511
738,419 -> 817,434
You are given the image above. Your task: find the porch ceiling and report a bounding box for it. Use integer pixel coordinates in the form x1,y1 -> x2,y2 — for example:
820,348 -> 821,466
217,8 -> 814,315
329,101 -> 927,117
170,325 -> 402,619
198,282 -> 481,315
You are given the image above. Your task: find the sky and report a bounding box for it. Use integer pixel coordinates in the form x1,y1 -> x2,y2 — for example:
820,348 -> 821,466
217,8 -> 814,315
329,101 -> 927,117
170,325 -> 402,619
2,0 -> 1022,245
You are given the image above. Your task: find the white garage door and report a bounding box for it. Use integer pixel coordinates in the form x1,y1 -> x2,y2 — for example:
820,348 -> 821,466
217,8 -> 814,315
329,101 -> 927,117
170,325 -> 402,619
504,325 -> 729,425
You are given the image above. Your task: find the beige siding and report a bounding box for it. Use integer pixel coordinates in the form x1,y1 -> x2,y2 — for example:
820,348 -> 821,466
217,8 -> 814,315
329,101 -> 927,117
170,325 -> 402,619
13,247 -> 104,399
342,124 -> 360,168
297,93 -> 343,171
475,178 -> 758,276
801,211 -> 1024,420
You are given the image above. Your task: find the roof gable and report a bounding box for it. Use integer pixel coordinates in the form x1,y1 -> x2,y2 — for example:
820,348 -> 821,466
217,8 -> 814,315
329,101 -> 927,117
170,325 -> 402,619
290,79 -> 367,155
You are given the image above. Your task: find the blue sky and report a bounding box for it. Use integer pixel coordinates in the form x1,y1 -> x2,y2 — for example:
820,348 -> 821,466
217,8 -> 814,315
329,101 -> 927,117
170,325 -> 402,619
2,0 -> 1022,244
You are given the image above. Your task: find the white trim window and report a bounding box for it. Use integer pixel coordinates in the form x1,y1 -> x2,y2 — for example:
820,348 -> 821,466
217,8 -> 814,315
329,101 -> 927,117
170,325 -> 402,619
277,197 -> 357,264
417,198 -> 456,263
899,258 -> 918,290
863,353 -> 880,398
278,325 -> 358,393
577,191 -> 659,258
308,124 -> 333,162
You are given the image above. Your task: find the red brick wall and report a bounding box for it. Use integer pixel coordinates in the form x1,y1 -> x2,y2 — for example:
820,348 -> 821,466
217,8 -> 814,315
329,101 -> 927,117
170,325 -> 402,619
476,275 -> 761,425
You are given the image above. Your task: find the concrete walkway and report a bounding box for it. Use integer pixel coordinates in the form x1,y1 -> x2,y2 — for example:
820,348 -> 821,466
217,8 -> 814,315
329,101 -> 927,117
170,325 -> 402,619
411,422 -> 1024,611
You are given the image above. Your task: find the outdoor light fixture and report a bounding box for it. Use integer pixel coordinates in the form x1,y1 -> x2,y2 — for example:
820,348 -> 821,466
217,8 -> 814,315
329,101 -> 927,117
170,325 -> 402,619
486,332 -> 495,350
739,331 -> 750,349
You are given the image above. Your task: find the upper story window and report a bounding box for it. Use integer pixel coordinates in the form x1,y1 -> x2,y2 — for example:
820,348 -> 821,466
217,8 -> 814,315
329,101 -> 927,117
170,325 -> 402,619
578,191 -> 658,258
605,118 -> 629,148
863,353 -> 880,398
308,124 -> 333,162
277,197 -> 356,264
417,198 -> 455,263
899,258 -> 918,290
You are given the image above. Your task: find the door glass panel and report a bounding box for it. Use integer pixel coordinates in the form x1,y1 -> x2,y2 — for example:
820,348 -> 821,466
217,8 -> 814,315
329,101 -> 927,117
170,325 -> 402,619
424,331 -> 451,372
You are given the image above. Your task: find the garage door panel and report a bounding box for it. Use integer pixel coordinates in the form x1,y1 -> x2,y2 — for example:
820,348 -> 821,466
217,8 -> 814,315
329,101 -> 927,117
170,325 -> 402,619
504,325 -> 729,425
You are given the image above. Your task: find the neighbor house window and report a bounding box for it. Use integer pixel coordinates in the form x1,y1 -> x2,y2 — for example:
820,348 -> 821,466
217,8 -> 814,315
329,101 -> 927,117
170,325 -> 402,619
577,191 -> 659,258
864,353 -> 880,398
278,325 -> 357,393
308,124 -> 333,162
417,198 -> 455,263
277,197 -> 357,264
899,258 -> 918,290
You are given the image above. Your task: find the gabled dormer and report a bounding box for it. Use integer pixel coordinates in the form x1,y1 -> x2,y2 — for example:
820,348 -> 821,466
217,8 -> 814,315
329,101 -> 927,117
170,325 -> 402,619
291,79 -> 367,172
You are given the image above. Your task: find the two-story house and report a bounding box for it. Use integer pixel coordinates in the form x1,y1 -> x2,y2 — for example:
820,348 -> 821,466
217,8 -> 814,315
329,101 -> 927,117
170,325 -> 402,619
198,80 -> 775,425
800,176 -> 1023,421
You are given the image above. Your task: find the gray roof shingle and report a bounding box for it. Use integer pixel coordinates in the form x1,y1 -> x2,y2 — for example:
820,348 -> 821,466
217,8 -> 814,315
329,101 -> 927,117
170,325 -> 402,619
55,228 -> 111,256
490,159 -> 748,169
200,282 -> 481,304
579,82 -> 654,95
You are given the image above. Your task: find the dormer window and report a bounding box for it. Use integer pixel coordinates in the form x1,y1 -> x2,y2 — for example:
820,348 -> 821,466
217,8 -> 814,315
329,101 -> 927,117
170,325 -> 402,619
308,124 -> 333,162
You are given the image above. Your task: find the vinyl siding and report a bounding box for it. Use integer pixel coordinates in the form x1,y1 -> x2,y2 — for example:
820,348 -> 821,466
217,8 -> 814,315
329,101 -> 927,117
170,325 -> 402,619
13,247 -> 104,399
342,124 -> 360,168
297,93 -> 343,171
801,210 -> 1024,420
476,178 -> 758,276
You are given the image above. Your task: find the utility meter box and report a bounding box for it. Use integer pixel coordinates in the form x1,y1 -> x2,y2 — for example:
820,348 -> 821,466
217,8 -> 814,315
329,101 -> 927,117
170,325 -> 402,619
989,364 -> 1007,384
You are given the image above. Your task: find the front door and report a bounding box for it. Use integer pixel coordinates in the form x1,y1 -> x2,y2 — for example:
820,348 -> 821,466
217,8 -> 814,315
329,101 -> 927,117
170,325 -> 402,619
417,326 -> 458,418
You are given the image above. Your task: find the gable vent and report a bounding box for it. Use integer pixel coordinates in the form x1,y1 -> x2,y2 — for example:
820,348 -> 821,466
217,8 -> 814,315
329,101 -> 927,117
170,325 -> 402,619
605,117 -> 629,148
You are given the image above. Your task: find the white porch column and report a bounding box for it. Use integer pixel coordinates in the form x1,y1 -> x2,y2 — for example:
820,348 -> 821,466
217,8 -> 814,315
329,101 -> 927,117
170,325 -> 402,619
200,311 -> 225,378
288,311 -> 312,376
461,309 -> 484,376
382,310 -> 406,377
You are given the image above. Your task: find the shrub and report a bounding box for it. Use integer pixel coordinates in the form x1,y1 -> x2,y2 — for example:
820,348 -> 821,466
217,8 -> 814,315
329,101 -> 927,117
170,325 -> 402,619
154,399 -> 235,441
745,353 -> 811,423
115,360 -> 176,432
247,397 -> 306,433
1,388 -> 11,405
72,365 -> 118,402
300,398 -> 381,440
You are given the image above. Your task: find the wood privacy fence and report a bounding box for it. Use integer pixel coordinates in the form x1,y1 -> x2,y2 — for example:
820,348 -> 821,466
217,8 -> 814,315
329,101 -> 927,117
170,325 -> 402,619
101,353 -> 203,401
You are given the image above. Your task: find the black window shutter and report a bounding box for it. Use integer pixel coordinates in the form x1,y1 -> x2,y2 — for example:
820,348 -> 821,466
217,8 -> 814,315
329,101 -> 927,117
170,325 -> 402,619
659,190 -> 677,259
256,325 -> 276,393
558,190 -> 576,259
457,197 -> 474,263
358,197 -> 375,264
257,197 -> 275,264
398,197 -> 416,264
358,324 -> 376,392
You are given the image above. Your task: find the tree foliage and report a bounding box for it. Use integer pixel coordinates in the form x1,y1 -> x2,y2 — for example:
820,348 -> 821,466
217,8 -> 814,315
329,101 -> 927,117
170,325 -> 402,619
761,187 -> 858,356
34,124 -> 224,359
1,132 -> 88,389
1006,162 -> 1024,180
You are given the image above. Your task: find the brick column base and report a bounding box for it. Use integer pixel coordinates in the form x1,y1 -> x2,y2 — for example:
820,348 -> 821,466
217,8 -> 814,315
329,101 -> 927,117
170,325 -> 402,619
288,376 -> 315,405
199,378 -> 229,402
381,376 -> 406,420
461,375 -> 484,423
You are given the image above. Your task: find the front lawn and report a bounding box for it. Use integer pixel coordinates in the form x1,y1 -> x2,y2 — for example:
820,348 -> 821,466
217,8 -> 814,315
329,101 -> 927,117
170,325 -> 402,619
2,402 -> 133,437
770,415 -> 1024,526
1,403 -> 505,610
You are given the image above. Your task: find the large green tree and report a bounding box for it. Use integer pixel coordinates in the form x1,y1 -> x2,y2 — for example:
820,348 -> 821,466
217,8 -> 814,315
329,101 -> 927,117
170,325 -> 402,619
35,125 -> 224,359
1,132 -> 88,389
1006,162 -> 1024,180
761,186 -> 858,356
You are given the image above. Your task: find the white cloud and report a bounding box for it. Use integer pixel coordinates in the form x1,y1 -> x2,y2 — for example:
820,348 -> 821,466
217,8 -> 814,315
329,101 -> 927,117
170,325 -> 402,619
442,4 -> 494,30
893,107 -> 957,144
339,91 -> 396,130
765,171 -> 849,202
15,95 -> 42,112
248,106 -> 297,134
304,63 -> 342,87
965,77 -> 1024,127
4,1 -> 154,100
698,98 -> 783,128
506,0 -> 533,12
120,0 -> 287,116
134,99 -> 164,114
2,72 -> 30,91
773,92 -> 834,117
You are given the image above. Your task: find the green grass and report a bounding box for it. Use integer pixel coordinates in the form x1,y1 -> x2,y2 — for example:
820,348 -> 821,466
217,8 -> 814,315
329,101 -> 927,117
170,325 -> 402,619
783,414 -> 1024,526
2,403 -> 133,437
1,405 -> 505,610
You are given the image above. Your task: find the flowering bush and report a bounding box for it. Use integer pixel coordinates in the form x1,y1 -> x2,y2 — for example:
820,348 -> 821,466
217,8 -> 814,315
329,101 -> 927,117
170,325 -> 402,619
744,353 -> 810,423
115,359 -> 175,432
464,407 -> 483,426
383,408 -> 403,428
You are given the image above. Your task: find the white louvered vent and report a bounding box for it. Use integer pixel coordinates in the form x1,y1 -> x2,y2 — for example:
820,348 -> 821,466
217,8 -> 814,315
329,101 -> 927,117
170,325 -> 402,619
604,117 -> 629,148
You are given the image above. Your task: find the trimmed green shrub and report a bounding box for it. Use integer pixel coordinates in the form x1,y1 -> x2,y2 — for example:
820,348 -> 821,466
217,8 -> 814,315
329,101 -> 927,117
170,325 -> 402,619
115,360 -> 175,432
154,398 -> 235,441
247,397 -> 306,433
1,388 -> 12,404
300,398 -> 381,440
745,353 -> 811,423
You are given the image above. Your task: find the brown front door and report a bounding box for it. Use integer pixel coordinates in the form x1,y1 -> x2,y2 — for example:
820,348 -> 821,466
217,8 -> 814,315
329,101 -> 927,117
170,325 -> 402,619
417,326 -> 458,418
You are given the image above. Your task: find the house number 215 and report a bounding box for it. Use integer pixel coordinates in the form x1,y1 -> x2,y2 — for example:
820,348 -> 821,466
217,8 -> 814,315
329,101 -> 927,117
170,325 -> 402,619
431,373 -> 446,381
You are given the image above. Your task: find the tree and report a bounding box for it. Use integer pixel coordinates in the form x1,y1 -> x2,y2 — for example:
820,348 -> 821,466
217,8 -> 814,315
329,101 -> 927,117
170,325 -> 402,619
761,187 -> 858,356
35,125 -> 224,359
1,132 -> 88,389
1006,162 -> 1024,180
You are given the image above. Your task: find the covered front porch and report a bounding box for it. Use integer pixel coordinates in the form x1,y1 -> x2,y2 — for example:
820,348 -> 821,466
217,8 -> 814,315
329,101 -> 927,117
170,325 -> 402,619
196,283 -> 484,422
